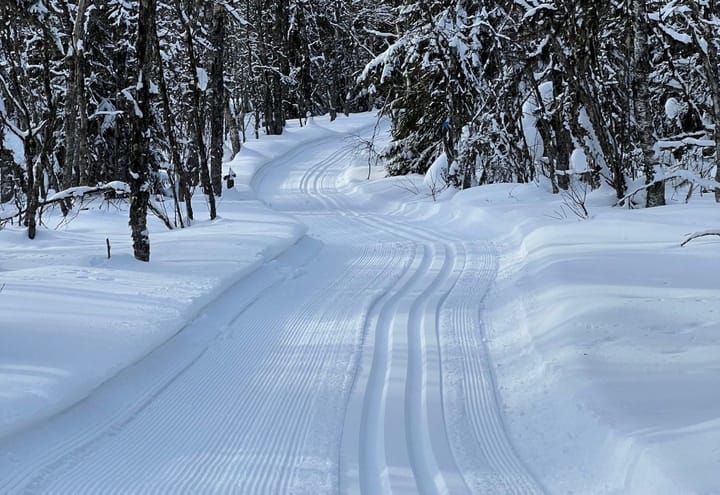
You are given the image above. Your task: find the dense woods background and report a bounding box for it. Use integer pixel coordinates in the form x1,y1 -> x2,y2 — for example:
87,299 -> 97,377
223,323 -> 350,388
1,0 -> 719,259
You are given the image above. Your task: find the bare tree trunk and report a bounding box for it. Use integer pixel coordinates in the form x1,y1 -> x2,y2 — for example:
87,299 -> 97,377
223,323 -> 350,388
151,10 -> 189,226
327,89 -> 337,122
632,0 -> 664,207
128,0 -> 156,262
226,99 -> 241,157
551,70 -> 572,190
209,3 -> 226,196
62,56 -> 78,188
264,1 -> 287,135
74,0 -> 91,185
177,1 -> 216,219
61,0 -> 91,188
23,138 -> 39,239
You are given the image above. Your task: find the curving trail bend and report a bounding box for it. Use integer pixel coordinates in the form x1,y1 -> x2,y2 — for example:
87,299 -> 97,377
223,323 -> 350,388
0,122 -> 544,494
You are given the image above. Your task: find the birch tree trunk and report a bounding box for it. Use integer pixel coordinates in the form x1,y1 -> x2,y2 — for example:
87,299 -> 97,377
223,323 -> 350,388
632,0 -> 665,207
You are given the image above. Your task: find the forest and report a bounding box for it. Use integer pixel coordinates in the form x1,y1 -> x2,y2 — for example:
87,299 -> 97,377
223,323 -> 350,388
1,0 -> 719,260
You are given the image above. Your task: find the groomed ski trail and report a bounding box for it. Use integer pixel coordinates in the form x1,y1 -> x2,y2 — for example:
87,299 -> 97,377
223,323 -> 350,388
288,140 -> 545,495
0,119 -> 544,494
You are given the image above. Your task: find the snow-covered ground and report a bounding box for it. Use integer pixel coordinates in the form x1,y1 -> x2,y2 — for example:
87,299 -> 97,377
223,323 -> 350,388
0,112 -> 718,493
0,115 -> 370,440
449,186 -> 720,494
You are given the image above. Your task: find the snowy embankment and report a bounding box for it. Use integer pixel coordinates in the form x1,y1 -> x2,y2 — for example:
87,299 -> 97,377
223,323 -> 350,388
480,196 -> 720,494
0,115 -> 366,441
340,167 -> 720,493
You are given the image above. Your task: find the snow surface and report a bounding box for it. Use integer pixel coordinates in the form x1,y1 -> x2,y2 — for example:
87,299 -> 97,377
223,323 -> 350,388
423,152 -> 450,193
1,113 -> 719,494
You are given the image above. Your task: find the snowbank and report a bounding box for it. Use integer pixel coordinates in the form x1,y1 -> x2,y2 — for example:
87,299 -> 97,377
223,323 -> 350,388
0,113 -> 370,440
438,184 -> 719,493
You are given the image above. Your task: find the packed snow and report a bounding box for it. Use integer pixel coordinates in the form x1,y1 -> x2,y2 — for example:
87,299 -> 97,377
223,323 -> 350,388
0,113 -> 718,494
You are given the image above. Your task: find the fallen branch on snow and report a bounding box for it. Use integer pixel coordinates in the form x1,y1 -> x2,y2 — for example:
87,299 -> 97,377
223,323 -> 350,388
681,230 -> 720,247
1,182 -> 173,231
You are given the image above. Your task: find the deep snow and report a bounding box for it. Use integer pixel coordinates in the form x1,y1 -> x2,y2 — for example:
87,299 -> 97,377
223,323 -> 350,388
0,112 -> 718,494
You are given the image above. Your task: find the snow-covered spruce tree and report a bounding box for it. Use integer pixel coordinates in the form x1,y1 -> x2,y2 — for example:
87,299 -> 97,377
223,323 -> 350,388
360,1 -> 536,186
518,1 -> 580,192
80,1 -> 136,188
517,1 -> 635,199
652,1 -> 720,201
360,0 -> 486,179
455,1 -> 535,187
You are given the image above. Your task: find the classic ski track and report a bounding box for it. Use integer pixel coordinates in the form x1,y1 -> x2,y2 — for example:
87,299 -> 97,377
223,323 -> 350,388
281,144 -> 461,494
2,127 -> 545,495
308,161 -> 464,494
226,242 -> 403,495
344,206 -> 544,494
12,241 -> 412,495
249,120 -> 377,206
300,144 -> 545,494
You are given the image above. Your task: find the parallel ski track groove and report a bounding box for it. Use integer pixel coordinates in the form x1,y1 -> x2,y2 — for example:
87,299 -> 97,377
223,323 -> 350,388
12,239 -> 411,494
301,144 -> 545,494
305,154 -> 461,494
2,127 -> 546,495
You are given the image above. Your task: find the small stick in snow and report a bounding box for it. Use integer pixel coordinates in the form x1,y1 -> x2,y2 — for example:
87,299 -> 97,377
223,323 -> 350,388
106,238 -> 111,259
681,231 -> 720,247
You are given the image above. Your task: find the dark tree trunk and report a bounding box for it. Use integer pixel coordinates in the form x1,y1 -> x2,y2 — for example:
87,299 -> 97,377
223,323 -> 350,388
551,70 -> 572,190
24,138 -> 39,240
263,0 -> 287,136
128,0 -> 156,262
209,3 -> 226,196
152,10 -> 192,224
74,0 -> 90,185
178,1 -> 216,220
267,73 -> 284,135
62,56 -> 78,188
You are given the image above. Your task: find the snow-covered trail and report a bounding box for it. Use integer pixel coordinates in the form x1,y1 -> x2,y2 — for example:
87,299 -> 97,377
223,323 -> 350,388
0,125 -> 542,494
256,137 -> 543,495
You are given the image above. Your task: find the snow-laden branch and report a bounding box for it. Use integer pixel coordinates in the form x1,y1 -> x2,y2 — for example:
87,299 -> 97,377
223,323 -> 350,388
45,181 -> 130,202
616,170 -> 720,207
2,182 -> 173,231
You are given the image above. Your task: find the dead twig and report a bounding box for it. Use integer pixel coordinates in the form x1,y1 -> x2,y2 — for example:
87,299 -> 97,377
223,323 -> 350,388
681,230 -> 720,247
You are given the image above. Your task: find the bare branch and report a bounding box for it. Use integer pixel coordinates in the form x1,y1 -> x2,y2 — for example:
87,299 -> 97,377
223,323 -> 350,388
681,230 -> 720,247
